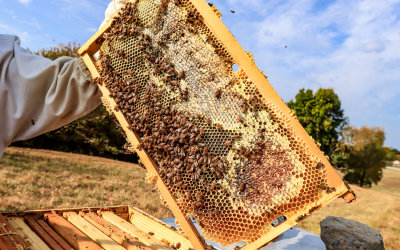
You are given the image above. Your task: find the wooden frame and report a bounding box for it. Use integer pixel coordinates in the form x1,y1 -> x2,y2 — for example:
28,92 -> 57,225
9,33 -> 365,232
1,206 -> 192,249
79,0 -> 355,249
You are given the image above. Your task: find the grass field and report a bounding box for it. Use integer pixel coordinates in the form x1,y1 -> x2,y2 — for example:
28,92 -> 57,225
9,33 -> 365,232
1,147 -> 399,249
0,147 -> 173,218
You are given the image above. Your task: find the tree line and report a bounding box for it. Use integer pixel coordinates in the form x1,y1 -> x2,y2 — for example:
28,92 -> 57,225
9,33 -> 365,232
288,88 -> 397,187
13,43 -> 398,187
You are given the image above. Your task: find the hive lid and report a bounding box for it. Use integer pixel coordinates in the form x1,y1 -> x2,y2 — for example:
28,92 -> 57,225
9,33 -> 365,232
79,1 -> 356,249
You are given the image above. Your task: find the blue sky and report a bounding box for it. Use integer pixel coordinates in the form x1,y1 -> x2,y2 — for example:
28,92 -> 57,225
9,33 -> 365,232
1,0 -> 399,149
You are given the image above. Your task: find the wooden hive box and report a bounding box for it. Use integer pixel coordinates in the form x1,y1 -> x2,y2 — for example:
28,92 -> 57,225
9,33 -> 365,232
0,205 -> 193,249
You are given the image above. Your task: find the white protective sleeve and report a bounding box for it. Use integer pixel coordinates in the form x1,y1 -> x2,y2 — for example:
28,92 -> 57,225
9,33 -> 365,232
0,35 -> 102,157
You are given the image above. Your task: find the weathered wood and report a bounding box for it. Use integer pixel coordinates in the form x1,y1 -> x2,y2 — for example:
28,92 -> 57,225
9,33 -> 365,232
7,217 -> 51,250
129,207 -> 193,249
82,212 -> 152,250
35,218 -> 74,250
0,214 -> 31,249
101,211 -> 171,249
24,215 -> 65,250
64,212 -> 125,250
44,213 -> 102,250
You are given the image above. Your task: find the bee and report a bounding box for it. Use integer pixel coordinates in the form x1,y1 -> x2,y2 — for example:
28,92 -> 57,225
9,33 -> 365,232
198,220 -> 204,228
215,88 -> 222,99
224,140 -> 232,147
248,187 -> 259,194
174,0 -> 183,6
239,183 -> 246,192
237,117 -> 243,123
167,68 -> 174,74
296,214 -> 305,222
326,187 -> 336,194
215,170 -> 222,179
231,10 -> 236,13
116,49 -> 126,58
316,162 -> 325,169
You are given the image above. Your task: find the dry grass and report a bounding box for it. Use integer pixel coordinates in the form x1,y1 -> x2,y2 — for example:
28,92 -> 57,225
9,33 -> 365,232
1,147 -> 399,249
0,147 -> 173,218
297,168 -> 400,250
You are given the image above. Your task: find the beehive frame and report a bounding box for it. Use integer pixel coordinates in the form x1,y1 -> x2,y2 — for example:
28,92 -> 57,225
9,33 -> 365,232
79,0 -> 355,249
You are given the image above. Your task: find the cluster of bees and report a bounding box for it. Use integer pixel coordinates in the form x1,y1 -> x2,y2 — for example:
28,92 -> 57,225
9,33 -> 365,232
97,1 -> 238,215
94,0 -> 337,245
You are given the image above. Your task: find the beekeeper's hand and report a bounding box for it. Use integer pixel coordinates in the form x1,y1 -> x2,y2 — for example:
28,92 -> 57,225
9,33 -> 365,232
0,34 -> 102,157
95,0 -> 130,60
100,0 -> 130,29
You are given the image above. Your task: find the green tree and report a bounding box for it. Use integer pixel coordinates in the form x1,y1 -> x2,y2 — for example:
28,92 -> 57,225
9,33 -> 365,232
386,147 -> 400,161
12,43 -> 135,161
339,126 -> 387,187
287,88 -> 347,157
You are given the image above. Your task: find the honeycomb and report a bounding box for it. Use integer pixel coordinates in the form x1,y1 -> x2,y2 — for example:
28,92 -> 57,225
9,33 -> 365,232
94,0 -> 342,246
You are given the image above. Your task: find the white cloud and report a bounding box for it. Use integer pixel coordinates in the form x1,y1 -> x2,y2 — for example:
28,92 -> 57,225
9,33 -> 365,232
50,0 -> 105,28
18,0 -> 31,5
0,23 -> 9,30
220,0 -> 400,147
19,17 -> 41,30
87,27 -> 97,33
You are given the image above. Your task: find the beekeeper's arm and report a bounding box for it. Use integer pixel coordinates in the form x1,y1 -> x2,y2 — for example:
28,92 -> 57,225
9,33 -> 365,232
0,34 -> 102,157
